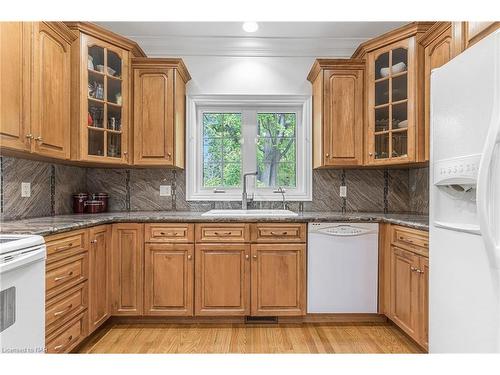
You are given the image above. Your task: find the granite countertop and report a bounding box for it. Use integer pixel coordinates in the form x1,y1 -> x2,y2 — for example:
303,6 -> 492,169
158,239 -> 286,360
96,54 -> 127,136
0,211 -> 429,236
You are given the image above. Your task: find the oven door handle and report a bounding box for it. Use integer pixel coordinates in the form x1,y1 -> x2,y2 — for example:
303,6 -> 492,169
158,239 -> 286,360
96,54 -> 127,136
0,247 -> 46,274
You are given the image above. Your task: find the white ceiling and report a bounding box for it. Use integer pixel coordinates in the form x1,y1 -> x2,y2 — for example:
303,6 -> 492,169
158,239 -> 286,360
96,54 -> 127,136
97,22 -> 407,57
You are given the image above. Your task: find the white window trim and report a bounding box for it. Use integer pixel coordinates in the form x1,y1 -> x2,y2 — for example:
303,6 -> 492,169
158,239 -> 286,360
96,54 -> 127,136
186,95 -> 312,201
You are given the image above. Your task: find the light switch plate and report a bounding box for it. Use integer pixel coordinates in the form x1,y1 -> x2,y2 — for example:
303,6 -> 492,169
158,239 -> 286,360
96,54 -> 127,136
21,182 -> 31,198
160,185 -> 172,197
339,185 -> 347,198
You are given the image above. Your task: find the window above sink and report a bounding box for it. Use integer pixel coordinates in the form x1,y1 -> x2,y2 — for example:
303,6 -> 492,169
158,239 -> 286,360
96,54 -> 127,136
186,95 -> 312,201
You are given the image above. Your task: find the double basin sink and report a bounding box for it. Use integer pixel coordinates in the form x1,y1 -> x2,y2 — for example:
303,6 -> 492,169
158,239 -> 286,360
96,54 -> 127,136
202,209 -> 298,217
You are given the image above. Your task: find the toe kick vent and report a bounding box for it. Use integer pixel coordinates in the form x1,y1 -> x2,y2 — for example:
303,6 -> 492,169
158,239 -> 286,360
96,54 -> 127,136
245,316 -> 278,324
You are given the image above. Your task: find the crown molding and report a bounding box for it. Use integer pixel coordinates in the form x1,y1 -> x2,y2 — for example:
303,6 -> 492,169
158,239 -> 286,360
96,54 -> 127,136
125,35 -> 369,58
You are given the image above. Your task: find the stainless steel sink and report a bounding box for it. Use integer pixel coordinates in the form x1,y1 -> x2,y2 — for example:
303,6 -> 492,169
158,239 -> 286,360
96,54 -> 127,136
202,209 -> 298,217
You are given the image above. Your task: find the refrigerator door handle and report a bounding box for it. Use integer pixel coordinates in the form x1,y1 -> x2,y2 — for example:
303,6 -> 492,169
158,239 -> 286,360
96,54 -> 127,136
477,95 -> 500,268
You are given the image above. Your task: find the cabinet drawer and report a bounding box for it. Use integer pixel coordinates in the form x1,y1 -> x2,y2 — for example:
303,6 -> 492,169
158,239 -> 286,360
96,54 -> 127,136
195,224 -> 249,243
46,253 -> 88,299
145,223 -> 194,243
45,311 -> 87,353
251,223 -> 306,243
391,226 -> 428,254
45,230 -> 87,264
46,282 -> 88,334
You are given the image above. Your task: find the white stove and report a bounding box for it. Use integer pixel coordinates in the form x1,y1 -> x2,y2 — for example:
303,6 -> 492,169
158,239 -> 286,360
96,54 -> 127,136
0,234 -> 46,353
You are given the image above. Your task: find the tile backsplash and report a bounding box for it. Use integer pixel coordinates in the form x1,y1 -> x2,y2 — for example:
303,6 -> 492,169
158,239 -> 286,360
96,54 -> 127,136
0,156 -> 430,220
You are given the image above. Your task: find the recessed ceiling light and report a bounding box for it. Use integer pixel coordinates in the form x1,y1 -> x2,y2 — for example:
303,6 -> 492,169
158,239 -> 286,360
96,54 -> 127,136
242,22 -> 258,33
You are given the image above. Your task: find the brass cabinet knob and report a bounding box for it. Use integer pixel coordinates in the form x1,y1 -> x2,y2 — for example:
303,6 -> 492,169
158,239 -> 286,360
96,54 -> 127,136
35,136 -> 43,142
245,254 -> 249,260
187,255 -> 192,260
252,255 -> 257,259
369,152 -> 373,156
325,153 -> 329,158
26,134 -> 33,139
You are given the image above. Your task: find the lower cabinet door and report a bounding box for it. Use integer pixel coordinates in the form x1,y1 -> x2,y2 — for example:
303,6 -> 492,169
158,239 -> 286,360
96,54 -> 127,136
195,244 -> 250,316
88,225 -> 111,333
111,224 -> 144,315
144,243 -> 194,316
419,256 -> 429,350
250,243 -> 306,316
390,246 -> 420,339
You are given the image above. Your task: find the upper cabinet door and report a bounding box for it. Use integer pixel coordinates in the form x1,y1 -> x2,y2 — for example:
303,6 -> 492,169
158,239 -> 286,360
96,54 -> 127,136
420,23 -> 452,161
308,59 -> 365,168
79,34 -> 130,164
0,22 -> 32,152
133,67 -> 174,165
323,68 -> 364,166
366,38 -> 417,165
32,22 -> 72,160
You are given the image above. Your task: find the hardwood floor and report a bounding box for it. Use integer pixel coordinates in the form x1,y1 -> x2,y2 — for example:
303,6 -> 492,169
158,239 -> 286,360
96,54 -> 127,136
76,322 -> 424,354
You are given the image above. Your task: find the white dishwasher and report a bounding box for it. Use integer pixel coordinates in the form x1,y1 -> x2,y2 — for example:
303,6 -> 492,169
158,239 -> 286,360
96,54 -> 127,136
307,223 -> 378,313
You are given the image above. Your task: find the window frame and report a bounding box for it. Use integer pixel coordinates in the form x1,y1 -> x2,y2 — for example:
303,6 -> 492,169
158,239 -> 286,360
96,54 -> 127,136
186,95 -> 312,201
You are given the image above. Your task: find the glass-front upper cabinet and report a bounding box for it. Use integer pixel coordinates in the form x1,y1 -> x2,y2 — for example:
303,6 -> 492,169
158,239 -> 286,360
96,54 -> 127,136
366,38 -> 417,165
70,31 -> 130,164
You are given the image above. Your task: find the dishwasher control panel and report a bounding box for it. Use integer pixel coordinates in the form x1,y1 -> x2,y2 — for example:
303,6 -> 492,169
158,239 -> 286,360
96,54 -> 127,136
308,223 -> 378,236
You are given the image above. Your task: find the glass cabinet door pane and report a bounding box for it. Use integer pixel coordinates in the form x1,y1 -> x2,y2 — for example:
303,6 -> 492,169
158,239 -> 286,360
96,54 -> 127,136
391,48 -> 408,72
375,52 -> 390,80
88,45 -> 104,72
375,79 -> 389,106
107,79 -> 122,105
107,50 -> 122,78
392,74 -> 408,102
107,133 -> 121,158
392,131 -> 408,158
375,106 -> 390,132
88,129 -> 104,156
392,102 -> 408,129
375,133 -> 389,159
107,105 -> 122,131
88,72 -> 104,101
88,100 -> 104,128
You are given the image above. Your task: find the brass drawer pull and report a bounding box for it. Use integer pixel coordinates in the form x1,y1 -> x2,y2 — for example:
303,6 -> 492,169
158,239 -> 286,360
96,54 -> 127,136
55,243 -> 74,251
53,304 -> 73,317
160,232 -> 179,236
54,271 -> 74,282
270,231 -> 288,236
214,231 -> 232,236
54,335 -> 73,351
399,235 -> 414,243
410,266 -> 418,272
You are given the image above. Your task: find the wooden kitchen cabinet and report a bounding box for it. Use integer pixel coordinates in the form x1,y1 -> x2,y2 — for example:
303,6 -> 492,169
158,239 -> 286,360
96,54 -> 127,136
390,247 -> 420,338
419,22 -> 453,161
452,22 -> 500,55
388,225 -> 429,349
88,225 -> 111,333
353,22 -> 432,166
195,244 -> 250,316
132,58 -> 191,167
144,243 -> 194,316
250,243 -> 306,316
307,59 -> 365,167
0,22 -> 32,152
111,223 -> 144,315
0,22 -> 75,160
66,22 -> 145,165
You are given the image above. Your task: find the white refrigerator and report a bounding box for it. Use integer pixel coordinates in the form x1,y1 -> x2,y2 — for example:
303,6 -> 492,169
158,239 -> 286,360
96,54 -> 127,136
430,29 -> 500,352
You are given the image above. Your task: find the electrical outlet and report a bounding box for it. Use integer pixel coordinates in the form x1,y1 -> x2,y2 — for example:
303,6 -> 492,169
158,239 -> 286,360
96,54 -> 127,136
159,185 -> 172,197
21,182 -> 31,198
339,185 -> 347,198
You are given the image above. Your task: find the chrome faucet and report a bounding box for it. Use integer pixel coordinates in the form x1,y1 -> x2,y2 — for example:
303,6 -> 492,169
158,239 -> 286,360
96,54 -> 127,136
242,171 -> 258,210
273,186 -> 287,209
